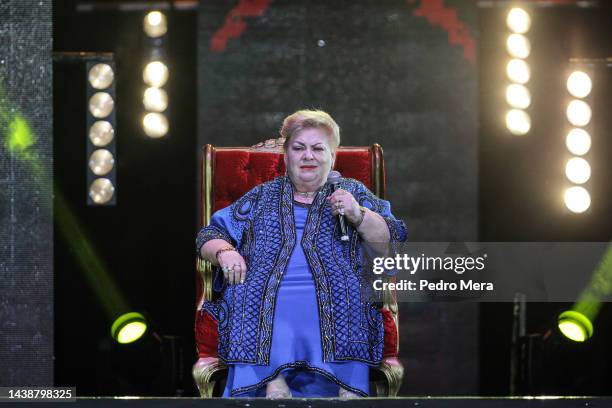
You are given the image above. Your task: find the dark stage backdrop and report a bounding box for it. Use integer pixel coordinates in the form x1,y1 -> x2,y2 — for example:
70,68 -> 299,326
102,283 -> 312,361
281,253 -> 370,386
197,0 -> 479,394
0,0 -> 53,385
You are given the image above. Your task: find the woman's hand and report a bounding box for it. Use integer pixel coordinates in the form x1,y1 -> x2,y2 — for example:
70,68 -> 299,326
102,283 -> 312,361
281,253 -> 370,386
217,250 -> 247,285
326,189 -> 362,225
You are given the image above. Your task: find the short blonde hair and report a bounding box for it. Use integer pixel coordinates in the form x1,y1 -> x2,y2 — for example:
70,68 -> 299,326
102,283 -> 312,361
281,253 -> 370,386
280,109 -> 340,150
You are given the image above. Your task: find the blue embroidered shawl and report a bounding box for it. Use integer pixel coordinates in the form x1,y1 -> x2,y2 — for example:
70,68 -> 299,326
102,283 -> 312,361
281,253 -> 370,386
196,175 -> 407,365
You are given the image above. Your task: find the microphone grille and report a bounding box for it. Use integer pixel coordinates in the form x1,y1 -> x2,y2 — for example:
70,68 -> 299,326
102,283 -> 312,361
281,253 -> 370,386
327,170 -> 342,184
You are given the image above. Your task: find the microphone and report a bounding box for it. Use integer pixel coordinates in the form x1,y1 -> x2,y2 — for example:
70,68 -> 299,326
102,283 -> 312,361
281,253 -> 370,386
327,171 -> 349,242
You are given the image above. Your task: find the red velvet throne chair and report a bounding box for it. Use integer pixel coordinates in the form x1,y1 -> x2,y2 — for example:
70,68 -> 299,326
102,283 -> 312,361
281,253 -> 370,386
193,138 -> 404,397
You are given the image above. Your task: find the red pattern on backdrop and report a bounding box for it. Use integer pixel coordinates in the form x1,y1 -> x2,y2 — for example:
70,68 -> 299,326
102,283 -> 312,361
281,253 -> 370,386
409,0 -> 476,64
210,0 -> 273,52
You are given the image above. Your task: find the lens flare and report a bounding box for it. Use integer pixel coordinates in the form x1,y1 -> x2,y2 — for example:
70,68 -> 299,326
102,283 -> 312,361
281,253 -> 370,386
564,186 -> 591,213
505,109 -> 531,135
88,92 -> 114,119
142,112 -> 169,138
89,121 -> 114,147
506,84 -> 531,109
143,87 -> 168,112
88,63 -> 114,90
506,34 -> 531,59
567,71 -> 592,99
566,129 -> 591,156
506,59 -> 530,84
143,61 -> 169,87
506,8 -> 531,34
88,149 -> 115,176
144,11 -> 167,38
89,178 -> 115,204
566,100 -> 592,127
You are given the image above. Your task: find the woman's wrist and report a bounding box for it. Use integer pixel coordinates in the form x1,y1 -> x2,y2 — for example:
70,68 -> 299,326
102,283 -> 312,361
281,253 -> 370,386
215,245 -> 236,264
352,206 -> 367,228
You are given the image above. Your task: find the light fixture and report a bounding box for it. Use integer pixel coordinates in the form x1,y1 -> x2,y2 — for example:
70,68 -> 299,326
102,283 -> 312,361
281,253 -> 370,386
506,34 -> 531,59
558,310 -> 593,342
89,120 -> 115,147
506,59 -> 530,84
88,63 -> 114,90
88,149 -> 115,176
506,7 -> 531,34
565,157 -> 591,184
566,100 -> 592,127
86,60 -> 117,206
111,312 -> 148,344
505,109 -> 531,135
567,71 -> 592,99
563,186 -> 591,213
144,11 -> 168,38
89,178 -> 115,205
143,61 -> 169,87
143,87 -> 168,112
505,84 -> 531,109
88,92 -> 114,118
566,128 -> 591,156
142,15 -> 169,138
142,112 -> 169,138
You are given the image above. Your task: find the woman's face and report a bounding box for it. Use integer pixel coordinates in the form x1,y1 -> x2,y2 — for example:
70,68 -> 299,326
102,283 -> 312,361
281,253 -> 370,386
284,127 -> 336,189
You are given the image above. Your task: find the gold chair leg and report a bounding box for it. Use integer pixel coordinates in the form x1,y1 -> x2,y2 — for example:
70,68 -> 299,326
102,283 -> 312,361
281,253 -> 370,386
192,357 -> 225,397
379,356 -> 404,397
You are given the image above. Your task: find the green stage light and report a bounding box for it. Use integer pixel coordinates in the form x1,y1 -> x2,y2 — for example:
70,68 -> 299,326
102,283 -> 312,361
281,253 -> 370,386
558,310 -> 593,342
6,115 -> 35,158
112,312 -> 148,344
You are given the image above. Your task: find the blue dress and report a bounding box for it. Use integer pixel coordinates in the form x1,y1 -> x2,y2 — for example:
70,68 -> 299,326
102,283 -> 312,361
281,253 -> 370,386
222,202 -> 369,397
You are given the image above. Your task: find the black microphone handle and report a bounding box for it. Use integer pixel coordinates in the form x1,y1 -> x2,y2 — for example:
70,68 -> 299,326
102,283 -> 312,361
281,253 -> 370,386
337,212 -> 349,239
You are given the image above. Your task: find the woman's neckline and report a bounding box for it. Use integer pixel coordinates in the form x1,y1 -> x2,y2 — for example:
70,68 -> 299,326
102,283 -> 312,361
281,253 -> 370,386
292,200 -> 312,208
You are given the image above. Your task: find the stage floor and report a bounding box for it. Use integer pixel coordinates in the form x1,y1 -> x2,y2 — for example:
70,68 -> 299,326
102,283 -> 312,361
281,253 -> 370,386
6,397 -> 611,407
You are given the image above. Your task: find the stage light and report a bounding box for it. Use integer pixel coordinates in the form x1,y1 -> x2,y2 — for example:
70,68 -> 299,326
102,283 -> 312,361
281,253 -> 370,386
111,312 -> 148,344
88,63 -> 114,90
505,109 -> 530,135
506,34 -> 531,59
143,112 -> 169,138
565,157 -> 591,184
566,128 -> 591,156
558,310 -> 593,342
505,84 -> 531,109
86,60 -> 117,206
88,92 -> 114,119
144,11 -> 167,38
89,178 -> 115,204
506,7 -> 531,34
143,87 -> 168,112
506,59 -> 530,84
88,149 -> 115,176
89,120 -> 114,147
564,186 -> 591,213
567,71 -> 592,99
566,100 -> 591,127
143,61 -> 168,87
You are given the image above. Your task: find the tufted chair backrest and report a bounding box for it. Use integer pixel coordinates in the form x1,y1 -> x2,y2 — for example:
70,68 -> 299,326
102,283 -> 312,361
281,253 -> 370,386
200,141 -> 385,224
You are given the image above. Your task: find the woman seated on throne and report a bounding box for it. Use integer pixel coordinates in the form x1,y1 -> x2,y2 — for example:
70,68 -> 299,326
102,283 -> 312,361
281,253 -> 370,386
196,109 -> 407,398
